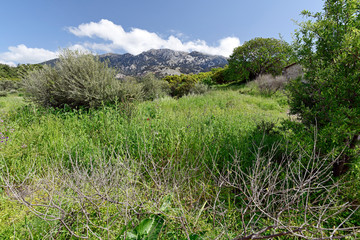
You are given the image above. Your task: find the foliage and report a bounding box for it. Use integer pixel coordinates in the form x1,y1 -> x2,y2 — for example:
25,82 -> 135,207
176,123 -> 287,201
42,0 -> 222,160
163,73 -> 211,97
210,66 -> 233,84
22,49 -> 138,109
0,63 -> 43,80
1,84 -> 359,238
287,0 -> 360,175
0,91 -> 7,97
228,37 -> 294,82
0,64 -> 18,79
0,79 -> 22,92
189,82 -> 209,95
139,73 -> 170,100
0,64 -> 42,92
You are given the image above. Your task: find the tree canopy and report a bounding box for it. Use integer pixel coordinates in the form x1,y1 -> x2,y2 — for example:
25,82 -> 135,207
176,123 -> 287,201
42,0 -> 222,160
228,37 -> 294,82
287,0 -> 360,176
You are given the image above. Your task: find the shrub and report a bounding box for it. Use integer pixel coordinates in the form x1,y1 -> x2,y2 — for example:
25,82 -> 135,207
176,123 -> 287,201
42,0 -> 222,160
211,66 -> 234,84
139,73 -> 170,100
0,79 -> 20,91
163,73 -> 212,97
189,82 -> 209,95
163,74 -> 196,97
0,91 -> 7,97
253,74 -> 287,95
23,49 -> 134,109
119,77 -> 144,102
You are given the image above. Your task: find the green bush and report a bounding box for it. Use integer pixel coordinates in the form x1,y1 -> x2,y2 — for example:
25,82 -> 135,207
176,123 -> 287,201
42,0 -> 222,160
0,91 -> 7,97
23,49 -> 137,109
163,73 -> 212,97
0,79 -> 21,91
163,74 -> 196,97
189,82 -> 209,95
139,73 -> 170,100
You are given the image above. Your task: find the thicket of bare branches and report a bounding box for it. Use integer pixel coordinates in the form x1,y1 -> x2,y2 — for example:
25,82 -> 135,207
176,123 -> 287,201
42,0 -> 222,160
1,141 -> 360,239
252,74 -> 287,95
210,142 -> 360,239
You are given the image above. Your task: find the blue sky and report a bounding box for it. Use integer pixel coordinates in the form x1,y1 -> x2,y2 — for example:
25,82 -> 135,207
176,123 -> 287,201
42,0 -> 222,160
0,0 -> 324,65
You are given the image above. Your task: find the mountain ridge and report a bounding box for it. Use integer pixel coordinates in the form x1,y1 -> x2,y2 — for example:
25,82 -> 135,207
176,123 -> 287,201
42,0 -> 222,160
42,49 -> 228,77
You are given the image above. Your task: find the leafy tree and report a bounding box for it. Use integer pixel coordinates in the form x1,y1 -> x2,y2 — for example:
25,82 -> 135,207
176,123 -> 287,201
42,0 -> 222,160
228,37 -> 294,82
287,0 -> 360,176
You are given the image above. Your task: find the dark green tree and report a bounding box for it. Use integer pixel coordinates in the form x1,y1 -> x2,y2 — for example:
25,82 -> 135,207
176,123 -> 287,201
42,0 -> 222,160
287,0 -> 360,176
228,37 -> 294,82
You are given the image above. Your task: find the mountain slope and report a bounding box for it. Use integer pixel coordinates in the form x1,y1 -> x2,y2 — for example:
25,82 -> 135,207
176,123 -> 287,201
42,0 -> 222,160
43,49 -> 228,77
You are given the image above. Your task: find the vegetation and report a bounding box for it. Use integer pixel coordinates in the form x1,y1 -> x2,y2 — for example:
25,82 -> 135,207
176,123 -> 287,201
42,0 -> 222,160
0,63 -> 42,93
228,37 -> 294,82
163,72 -> 212,97
287,0 -> 360,176
23,50 -> 143,109
139,73 -> 170,100
0,0 -> 360,238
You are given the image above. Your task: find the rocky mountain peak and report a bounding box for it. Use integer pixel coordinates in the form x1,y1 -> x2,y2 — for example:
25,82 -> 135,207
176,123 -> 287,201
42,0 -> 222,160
43,49 -> 228,78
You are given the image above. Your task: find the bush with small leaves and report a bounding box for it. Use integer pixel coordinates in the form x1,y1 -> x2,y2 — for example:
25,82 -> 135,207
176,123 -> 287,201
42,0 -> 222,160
189,82 -> 209,95
23,49 -> 139,109
139,73 -> 170,100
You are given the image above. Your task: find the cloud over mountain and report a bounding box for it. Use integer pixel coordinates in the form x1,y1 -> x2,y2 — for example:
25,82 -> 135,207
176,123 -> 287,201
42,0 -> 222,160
0,45 -> 58,66
68,19 -> 240,57
0,20 -> 240,65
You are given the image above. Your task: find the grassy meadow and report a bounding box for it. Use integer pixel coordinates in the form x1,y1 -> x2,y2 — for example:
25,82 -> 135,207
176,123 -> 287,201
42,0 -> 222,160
0,87 -> 295,239
0,50 -> 359,239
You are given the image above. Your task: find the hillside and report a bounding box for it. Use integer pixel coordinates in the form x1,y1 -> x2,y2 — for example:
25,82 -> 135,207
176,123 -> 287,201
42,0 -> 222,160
42,49 -> 228,77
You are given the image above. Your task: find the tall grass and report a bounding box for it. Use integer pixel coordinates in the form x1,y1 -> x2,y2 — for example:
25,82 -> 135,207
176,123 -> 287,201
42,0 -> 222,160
0,88 -> 289,237
1,87 -> 358,239
1,89 -> 288,174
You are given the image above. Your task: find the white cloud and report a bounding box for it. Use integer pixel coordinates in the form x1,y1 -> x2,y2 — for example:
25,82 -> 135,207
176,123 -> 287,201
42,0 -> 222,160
0,44 -> 58,65
0,60 -> 16,67
68,19 -> 240,57
0,20 -> 240,65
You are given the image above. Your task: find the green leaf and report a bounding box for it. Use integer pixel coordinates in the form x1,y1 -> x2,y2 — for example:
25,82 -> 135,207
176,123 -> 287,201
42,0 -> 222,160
126,215 -> 165,240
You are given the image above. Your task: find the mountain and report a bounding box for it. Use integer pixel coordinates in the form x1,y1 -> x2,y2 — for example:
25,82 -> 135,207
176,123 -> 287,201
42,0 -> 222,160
42,49 -> 228,77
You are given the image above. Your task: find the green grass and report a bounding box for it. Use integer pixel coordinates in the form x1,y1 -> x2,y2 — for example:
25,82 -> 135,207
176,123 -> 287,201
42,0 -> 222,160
0,93 -> 25,114
1,89 -> 288,172
1,88 -> 358,239
0,88 -> 290,238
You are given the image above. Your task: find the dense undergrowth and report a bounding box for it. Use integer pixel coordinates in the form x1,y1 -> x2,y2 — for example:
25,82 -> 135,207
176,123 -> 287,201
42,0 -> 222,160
1,84 -> 359,239
0,36 -> 359,238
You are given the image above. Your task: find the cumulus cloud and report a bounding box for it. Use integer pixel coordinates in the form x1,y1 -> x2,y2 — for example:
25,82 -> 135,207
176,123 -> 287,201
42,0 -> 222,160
0,20 -> 240,65
0,44 -> 58,65
68,19 -> 240,57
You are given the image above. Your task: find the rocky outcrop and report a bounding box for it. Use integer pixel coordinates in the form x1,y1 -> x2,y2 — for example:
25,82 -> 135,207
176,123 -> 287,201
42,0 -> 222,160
42,49 -> 227,78
98,49 -> 227,77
